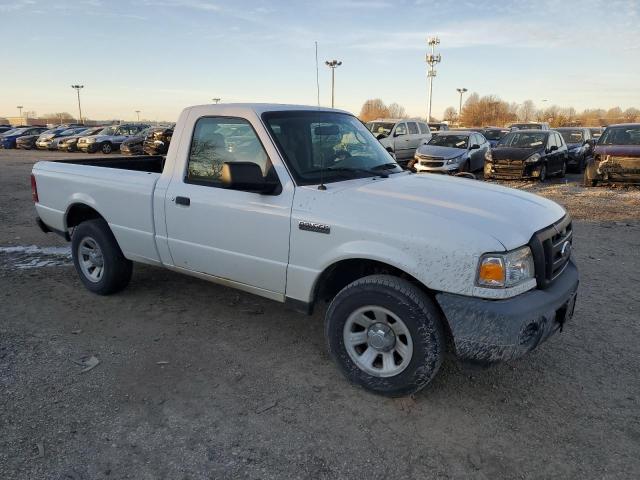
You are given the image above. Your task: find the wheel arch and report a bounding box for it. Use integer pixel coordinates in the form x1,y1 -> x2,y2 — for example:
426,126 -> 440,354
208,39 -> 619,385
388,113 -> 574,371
65,202 -> 107,230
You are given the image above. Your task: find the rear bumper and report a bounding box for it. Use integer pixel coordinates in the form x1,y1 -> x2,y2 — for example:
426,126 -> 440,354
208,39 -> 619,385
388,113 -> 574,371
436,260 -> 579,363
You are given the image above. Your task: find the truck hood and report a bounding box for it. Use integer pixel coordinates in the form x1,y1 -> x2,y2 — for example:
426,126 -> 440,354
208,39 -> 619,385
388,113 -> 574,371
415,145 -> 466,159
325,174 -> 566,250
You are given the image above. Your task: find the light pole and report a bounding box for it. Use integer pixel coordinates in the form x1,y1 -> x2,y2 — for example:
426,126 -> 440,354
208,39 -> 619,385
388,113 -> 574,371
426,37 -> 441,122
212,98 -> 221,104
456,88 -> 467,125
135,110 -> 141,122
71,85 -> 84,124
325,59 -> 342,108
17,105 -> 23,124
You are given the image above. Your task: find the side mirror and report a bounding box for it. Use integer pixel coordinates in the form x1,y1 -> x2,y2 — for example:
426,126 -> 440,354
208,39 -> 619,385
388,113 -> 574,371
549,145 -> 558,152
388,151 -> 397,160
221,162 -> 279,194
376,132 -> 387,140
470,144 -> 480,150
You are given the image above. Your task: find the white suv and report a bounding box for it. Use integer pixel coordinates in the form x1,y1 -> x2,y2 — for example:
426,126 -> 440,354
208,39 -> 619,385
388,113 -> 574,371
366,118 -> 432,168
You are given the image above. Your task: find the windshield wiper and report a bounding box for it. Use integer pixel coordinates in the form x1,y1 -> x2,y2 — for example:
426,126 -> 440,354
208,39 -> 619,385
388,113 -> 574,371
327,166 -> 389,178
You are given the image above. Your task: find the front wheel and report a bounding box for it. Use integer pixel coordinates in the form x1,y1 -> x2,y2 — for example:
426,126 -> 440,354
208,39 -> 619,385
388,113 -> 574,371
539,164 -> 547,182
71,219 -> 133,295
325,275 -> 445,397
101,142 -> 113,154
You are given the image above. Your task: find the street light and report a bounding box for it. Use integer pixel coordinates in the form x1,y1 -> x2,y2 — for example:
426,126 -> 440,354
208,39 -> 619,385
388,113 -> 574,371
426,37 -> 442,122
325,59 -> 342,108
212,98 -> 221,104
135,110 -> 141,122
17,105 -> 23,125
71,85 -> 84,124
456,88 -> 468,125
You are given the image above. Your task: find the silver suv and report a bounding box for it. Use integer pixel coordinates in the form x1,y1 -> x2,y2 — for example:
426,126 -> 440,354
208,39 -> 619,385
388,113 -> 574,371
366,118 -> 432,168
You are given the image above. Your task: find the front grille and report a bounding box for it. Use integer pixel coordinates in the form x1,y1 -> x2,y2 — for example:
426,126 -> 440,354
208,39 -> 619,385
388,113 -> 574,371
529,215 -> 573,289
420,160 -> 444,167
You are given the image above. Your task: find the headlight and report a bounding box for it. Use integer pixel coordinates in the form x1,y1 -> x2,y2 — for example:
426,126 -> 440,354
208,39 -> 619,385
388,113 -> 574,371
86,137 -> 96,143
446,154 -> 465,165
477,246 -> 535,288
524,153 -> 541,164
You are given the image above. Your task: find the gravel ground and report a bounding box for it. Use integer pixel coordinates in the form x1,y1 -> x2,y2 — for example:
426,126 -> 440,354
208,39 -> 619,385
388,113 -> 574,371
1,149 -> 639,479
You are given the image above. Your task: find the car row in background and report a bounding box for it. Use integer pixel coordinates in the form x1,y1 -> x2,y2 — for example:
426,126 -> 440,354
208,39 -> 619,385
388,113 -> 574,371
0,123 -> 173,156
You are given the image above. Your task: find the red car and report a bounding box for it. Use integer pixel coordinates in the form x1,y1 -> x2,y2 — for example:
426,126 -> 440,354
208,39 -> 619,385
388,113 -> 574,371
584,123 -> 640,186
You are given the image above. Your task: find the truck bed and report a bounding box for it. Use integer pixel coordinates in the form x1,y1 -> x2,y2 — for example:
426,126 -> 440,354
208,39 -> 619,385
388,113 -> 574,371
53,155 -> 165,173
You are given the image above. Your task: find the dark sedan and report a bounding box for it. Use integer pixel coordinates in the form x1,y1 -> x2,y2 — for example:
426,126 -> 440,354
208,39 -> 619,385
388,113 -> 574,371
556,127 -> 594,172
120,127 -> 154,155
143,127 -> 173,155
0,127 -> 48,149
485,130 -> 568,181
584,124 -> 640,186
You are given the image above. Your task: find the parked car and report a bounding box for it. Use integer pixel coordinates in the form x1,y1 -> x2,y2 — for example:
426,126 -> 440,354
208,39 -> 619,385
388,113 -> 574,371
46,127 -> 90,150
589,127 -> 604,140
16,132 -> 42,150
77,124 -> 150,153
428,123 -> 449,132
509,122 -> 550,131
555,127 -> 594,172
365,118 -> 431,168
120,127 -> 155,155
143,127 -> 173,155
583,123 -> 640,186
0,127 -> 48,149
35,127 -> 75,150
480,127 -> 510,148
56,127 -> 105,152
32,103 -> 578,397
409,130 -> 490,174
485,130 -> 568,181
0,125 -> 15,134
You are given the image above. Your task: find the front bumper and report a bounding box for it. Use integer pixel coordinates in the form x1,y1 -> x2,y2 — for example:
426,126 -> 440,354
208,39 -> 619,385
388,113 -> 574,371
484,160 -> 541,179
414,162 -> 459,173
36,141 -> 52,149
78,143 -> 98,153
436,260 -> 579,363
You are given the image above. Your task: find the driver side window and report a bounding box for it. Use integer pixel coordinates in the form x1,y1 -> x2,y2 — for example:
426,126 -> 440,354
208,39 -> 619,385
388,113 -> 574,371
395,123 -> 407,136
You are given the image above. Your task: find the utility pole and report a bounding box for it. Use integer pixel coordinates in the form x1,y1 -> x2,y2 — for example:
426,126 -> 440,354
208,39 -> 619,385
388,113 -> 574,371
325,59 -> 342,108
212,98 -> 221,104
425,37 -> 441,122
17,105 -> 23,124
456,88 -> 468,125
135,110 -> 141,122
71,85 -> 84,124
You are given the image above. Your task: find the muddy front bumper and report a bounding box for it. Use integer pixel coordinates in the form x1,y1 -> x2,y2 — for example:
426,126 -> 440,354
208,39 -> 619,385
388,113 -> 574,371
435,260 -> 579,363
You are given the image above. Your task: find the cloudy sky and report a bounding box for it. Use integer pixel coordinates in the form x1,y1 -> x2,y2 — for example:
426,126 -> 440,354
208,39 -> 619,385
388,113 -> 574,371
1,0 -> 639,121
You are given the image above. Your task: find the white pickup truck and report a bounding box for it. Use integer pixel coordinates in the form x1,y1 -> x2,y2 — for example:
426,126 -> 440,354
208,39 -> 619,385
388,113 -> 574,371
32,104 -> 579,396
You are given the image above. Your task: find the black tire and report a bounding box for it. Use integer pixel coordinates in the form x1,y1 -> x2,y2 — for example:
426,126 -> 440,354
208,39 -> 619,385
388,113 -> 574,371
71,219 -> 132,295
539,164 -> 547,182
583,160 -> 599,187
101,142 -> 113,154
325,274 -> 445,397
559,160 -> 567,178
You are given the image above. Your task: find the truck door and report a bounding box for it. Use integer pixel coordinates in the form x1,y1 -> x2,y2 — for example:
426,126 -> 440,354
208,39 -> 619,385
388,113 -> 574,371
392,122 -> 411,159
163,115 -> 293,295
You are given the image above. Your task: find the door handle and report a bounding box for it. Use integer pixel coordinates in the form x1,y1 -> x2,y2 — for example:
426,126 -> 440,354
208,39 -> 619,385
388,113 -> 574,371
175,196 -> 190,206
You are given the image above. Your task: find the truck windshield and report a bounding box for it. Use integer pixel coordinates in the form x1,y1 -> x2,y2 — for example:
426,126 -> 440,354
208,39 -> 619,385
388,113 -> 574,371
263,111 -> 402,186
366,122 -> 395,136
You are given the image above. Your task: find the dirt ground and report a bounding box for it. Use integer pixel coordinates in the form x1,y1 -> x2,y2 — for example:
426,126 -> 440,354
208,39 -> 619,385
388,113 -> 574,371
1,149 -> 639,479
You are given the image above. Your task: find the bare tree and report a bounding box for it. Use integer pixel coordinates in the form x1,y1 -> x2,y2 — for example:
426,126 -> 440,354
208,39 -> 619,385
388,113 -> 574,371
518,100 -> 536,122
359,99 -> 390,122
623,107 -> 640,123
442,106 -> 457,123
387,103 -> 408,118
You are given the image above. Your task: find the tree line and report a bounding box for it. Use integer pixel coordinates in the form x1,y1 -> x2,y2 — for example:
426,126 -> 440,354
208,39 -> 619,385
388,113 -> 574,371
359,96 -> 640,127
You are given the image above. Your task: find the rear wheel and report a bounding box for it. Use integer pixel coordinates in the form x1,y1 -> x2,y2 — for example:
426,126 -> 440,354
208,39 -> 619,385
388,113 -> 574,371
71,219 -> 132,295
325,275 -> 445,397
